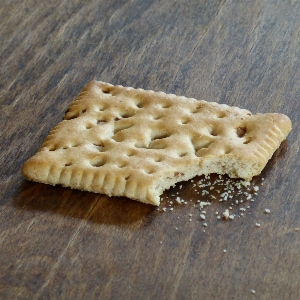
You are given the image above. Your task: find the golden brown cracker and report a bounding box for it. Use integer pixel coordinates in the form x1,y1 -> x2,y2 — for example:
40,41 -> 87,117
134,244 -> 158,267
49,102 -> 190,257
22,81 -> 292,205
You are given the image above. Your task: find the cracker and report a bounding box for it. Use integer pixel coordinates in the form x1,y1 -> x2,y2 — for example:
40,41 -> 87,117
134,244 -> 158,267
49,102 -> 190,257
22,81 -> 292,205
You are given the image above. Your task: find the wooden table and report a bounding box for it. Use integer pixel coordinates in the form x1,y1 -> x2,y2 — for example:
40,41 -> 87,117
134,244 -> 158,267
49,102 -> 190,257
1,1 -> 299,299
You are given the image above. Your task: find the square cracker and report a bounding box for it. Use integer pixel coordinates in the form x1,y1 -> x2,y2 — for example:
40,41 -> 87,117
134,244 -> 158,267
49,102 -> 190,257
22,81 -> 292,205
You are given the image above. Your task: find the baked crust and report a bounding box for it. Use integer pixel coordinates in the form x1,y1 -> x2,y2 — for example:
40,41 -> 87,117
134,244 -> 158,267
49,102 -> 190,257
22,81 -> 292,205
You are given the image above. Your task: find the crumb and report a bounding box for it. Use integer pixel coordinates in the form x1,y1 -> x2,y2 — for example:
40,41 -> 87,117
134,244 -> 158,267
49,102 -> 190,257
223,249 -> 227,253
200,214 -> 206,220
251,289 -> 256,294
295,228 -> 299,232
256,223 -> 261,227
223,209 -> 230,219
264,209 -> 270,214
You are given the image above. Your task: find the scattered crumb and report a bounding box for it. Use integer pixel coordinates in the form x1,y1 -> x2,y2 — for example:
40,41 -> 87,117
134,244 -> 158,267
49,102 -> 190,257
295,228 -> 299,232
251,289 -> 256,294
160,174 -> 265,232
199,201 -> 210,209
223,249 -> 227,253
223,209 -> 230,219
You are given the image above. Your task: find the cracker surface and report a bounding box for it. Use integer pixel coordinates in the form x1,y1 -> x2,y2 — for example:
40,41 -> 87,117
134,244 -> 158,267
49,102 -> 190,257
22,81 -> 292,205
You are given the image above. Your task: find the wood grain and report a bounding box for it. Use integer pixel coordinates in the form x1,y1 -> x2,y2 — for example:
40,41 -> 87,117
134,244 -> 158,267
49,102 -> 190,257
1,0 -> 300,299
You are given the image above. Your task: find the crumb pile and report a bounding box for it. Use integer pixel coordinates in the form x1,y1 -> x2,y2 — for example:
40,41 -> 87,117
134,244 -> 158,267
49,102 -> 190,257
157,173 -> 265,226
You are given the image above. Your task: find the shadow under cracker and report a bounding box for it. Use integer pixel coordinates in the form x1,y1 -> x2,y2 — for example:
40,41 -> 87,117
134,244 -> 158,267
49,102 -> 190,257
12,180 -> 155,226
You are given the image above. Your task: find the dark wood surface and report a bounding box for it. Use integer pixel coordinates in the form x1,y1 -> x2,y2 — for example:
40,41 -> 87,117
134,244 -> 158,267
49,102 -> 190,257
1,1 -> 300,299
